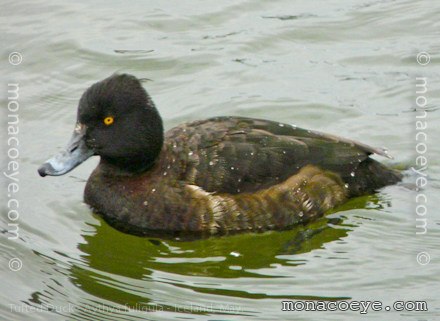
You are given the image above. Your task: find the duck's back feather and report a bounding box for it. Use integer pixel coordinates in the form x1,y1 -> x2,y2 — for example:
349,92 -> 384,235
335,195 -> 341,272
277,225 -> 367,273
165,116 -> 400,196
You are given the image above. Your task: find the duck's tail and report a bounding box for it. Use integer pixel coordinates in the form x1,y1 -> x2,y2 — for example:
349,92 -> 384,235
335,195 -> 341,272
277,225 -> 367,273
344,158 -> 402,197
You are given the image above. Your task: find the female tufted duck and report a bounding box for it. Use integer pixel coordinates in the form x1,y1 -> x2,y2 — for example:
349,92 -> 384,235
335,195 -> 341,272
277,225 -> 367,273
38,74 -> 401,238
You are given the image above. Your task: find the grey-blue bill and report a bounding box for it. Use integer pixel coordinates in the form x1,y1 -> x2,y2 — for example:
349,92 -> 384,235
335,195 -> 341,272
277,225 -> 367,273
38,123 -> 93,177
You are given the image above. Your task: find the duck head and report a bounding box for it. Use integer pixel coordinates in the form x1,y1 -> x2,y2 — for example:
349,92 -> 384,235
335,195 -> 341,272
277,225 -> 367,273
38,74 -> 164,177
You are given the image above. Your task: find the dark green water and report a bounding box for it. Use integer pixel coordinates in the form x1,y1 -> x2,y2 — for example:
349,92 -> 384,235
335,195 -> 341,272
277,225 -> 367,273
1,0 -> 439,320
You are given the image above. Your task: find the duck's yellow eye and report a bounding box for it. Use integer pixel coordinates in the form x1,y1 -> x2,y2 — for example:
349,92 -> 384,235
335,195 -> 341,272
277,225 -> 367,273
103,116 -> 114,126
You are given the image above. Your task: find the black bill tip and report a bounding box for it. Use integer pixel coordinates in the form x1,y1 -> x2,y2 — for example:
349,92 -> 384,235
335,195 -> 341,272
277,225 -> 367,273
38,163 -> 53,177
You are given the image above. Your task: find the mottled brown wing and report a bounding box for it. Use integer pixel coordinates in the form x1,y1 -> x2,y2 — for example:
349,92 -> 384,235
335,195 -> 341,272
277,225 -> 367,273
165,116 -> 390,194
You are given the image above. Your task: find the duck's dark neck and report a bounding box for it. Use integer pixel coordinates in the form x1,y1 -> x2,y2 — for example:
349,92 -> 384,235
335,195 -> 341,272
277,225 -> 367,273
99,156 -> 155,175
99,142 -> 165,177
